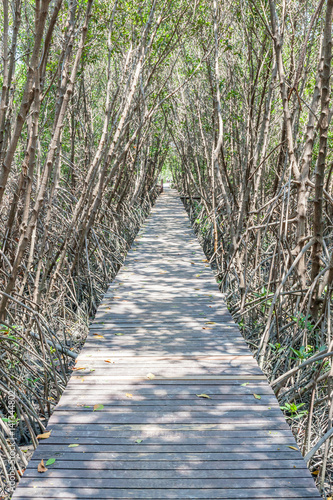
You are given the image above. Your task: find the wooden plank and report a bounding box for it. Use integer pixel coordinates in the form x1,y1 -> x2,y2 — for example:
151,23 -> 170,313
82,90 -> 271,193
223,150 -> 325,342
46,427 -> 293,438
47,413 -> 290,425
23,467 -> 313,479
26,458 -> 308,470
11,487 -> 322,498
53,405 -> 282,414
67,375 -> 268,382
57,397 -> 280,405
43,422 -> 290,431
34,435 -> 296,445
16,477 -> 317,489
36,443 -> 297,453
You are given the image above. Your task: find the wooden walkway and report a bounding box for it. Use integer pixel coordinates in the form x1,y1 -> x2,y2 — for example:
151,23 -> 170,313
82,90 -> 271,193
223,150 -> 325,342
13,188 -> 321,499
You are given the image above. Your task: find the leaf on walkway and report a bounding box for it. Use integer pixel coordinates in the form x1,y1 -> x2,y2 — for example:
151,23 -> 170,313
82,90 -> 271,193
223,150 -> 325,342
93,404 -> 104,411
241,383 -> 249,386
196,394 -> 210,399
287,446 -> 298,451
37,459 -> 47,473
68,444 -> 79,448
93,334 -> 104,339
253,393 -> 261,399
37,431 -> 51,440
114,333 -> 124,336
45,458 -> 56,466
104,359 -> 115,363
135,439 -> 143,444
205,322 -> 216,325
126,393 -> 133,398
146,373 -> 155,380
73,367 -> 86,370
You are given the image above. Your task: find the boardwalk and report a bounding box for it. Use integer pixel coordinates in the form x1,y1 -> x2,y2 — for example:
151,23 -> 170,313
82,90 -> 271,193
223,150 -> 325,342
13,188 -> 320,499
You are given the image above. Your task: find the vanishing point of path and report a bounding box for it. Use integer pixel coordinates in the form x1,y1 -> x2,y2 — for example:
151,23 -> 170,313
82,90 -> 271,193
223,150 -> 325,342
13,188 -> 320,499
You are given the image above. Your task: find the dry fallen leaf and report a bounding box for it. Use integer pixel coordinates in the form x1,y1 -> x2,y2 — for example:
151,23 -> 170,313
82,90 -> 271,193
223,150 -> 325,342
37,459 -> 48,473
146,373 -> 155,380
93,334 -> 104,339
196,393 -> 211,399
126,393 -> 133,398
73,367 -> 86,371
288,446 -> 298,451
253,393 -> 261,400
37,431 -> 51,440
104,359 -> 115,363
312,470 -> 320,476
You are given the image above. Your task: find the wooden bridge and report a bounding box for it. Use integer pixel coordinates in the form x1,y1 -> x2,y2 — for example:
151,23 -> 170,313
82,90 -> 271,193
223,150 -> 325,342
13,189 -> 321,499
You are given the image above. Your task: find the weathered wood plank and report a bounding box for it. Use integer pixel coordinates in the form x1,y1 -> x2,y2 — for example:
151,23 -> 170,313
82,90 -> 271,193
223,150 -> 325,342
26,458 -> 308,470
16,477 -> 317,489
23,467 -> 312,479
11,487 -> 322,498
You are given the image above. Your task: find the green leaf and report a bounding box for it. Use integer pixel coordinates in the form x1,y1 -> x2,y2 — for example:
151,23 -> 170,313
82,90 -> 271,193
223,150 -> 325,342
45,458 -> 56,466
93,404 -> 104,411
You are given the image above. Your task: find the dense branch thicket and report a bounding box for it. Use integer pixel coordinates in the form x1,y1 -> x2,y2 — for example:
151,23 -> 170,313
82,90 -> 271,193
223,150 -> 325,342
0,0 -> 333,498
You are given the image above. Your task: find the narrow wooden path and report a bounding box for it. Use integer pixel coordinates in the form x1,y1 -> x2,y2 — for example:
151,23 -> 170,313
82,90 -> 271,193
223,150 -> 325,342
14,188 -> 320,499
